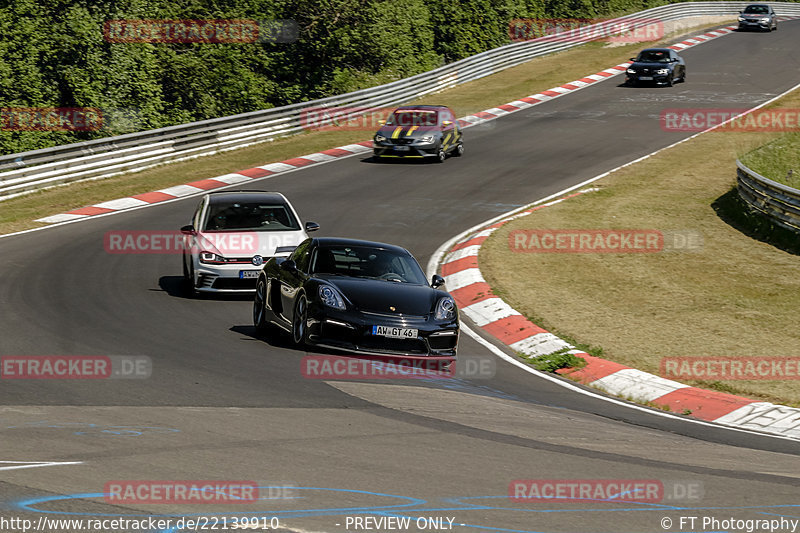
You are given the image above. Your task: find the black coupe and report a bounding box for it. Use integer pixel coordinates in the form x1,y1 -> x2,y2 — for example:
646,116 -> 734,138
253,237 -> 459,357
625,48 -> 686,87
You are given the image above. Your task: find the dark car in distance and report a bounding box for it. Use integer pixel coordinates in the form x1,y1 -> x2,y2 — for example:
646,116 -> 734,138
738,4 -> 778,31
373,105 -> 463,163
625,48 -> 686,87
253,237 -> 459,357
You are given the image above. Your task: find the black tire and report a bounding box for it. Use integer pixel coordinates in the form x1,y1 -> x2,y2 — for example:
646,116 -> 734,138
253,277 -> 271,335
665,74 -> 673,87
292,294 -> 308,346
185,260 -> 198,298
453,142 -> 464,157
435,148 -> 446,163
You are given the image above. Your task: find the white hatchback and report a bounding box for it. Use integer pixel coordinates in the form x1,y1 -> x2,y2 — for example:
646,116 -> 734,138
181,191 -> 319,295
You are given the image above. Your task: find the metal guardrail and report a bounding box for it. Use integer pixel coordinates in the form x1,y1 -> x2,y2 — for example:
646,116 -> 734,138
737,159 -> 800,233
3,1 -> 800,200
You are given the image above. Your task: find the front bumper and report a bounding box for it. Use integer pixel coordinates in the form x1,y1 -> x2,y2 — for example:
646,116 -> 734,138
195,262 -> 264,293
626,72 -> 672,85
739,20 -> 771,30
306,305 -> 459,357
373,142 -> 439,158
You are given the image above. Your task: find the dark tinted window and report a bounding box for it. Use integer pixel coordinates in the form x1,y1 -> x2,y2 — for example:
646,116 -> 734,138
310,245 -> 427,284
637,50 -> 669,63
203,201 -> 299,231
743,5 -> 769,13
290,239 -> 313,273
387,110 -> 439,127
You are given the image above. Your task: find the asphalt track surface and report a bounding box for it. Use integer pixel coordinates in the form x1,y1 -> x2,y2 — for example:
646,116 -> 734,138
2,23 -> 800,533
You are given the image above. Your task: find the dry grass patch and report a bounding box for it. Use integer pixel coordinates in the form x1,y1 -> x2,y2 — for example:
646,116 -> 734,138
481,91 -> 800,407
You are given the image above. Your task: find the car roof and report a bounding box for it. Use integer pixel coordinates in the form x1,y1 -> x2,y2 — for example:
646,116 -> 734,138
313,237 -> 410,254
205,191 -> 288,204
639,48 -> 671,53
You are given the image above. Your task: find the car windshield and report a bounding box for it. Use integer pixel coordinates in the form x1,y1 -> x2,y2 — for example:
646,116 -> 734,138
744,5 -> 769,13
386,110 -> 439,127
311,245 -> 428,284
203,201 -> 299,231
636,50 -> 669,63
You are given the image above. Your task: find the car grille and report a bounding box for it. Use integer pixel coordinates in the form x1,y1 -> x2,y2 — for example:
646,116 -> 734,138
212,278 -> 257,290
428,334 -> 457,351
358,336 -> 428,355
362,310 -> 428,320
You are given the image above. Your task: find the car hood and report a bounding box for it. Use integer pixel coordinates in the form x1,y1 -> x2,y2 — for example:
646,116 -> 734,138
376,125 -> 440,140
741,13 -> 769,18
319,276 -> 438,316
196,230 -> 305,257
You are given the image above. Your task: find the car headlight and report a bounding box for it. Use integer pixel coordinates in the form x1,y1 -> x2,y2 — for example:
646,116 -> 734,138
417,135 -> 435,143
760,17 -> 770,22
434,297 -> 456,321
738,16 -> 745,21
375,134 -> 387,143
319,285 -> 346,310
626,68 -> 636,74
199,251 -> 225,264
656,68 -> 669,75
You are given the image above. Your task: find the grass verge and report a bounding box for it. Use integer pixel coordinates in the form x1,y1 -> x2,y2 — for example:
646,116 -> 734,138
740,131 -> 800,188
0,18 -> 732,236
480,87 -> 800,407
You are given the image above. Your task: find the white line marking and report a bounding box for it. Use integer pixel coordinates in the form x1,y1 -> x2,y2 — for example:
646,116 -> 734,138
0,460 -> 83,471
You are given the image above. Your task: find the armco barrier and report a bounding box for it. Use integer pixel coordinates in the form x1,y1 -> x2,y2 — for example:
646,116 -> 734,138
737,159 -> 800,233
3,2 -> 800,200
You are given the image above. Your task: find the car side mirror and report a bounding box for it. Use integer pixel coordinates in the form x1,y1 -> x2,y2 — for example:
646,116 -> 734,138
180,224 -> 195,235
305,221 -> 320,232
280,259 -> 297,272
378,119 -> 386,125
629,57 -> 636,61
431,274 -> 445,288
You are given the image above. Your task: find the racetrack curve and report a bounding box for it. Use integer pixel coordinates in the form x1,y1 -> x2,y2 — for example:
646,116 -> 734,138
2,22 -> 800,533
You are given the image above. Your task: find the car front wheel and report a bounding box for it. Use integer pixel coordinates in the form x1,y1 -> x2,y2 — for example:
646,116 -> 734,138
435,148 -> 446,163
254,277 -> 270,335
454,142 -> 464,157
292,294 -> 308,346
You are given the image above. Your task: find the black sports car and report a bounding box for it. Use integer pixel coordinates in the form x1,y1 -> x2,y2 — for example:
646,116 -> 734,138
253,237 -> 459,356
738,4 -> 778,31
625,48 -> 686,87
372,105 -> 463,162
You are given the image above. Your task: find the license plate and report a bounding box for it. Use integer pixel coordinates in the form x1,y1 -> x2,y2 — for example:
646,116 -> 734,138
371,325 -> 418,339
639,76 -> 653,80
239,271 -> 259,279
394,146 -> 410,151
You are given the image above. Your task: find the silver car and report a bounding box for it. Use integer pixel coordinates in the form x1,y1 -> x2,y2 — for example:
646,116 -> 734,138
738,4 -> 778,31
181,191 -> 319,295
